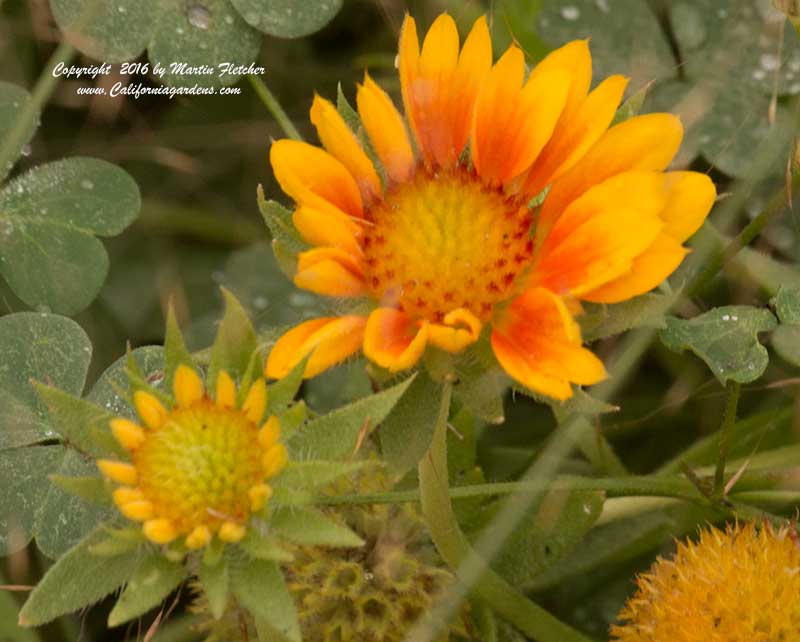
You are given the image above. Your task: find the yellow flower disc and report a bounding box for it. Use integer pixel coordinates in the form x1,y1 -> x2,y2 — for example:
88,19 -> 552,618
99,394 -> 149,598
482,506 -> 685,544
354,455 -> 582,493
98,366 -> 285,548
612,521 -> 800,642
363,168 -> 533,323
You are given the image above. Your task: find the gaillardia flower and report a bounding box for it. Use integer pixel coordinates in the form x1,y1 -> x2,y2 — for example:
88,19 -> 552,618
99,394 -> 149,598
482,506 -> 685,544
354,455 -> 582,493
612,521 -> 800,641
265,13 -> 716,400
97,364 -> 287,549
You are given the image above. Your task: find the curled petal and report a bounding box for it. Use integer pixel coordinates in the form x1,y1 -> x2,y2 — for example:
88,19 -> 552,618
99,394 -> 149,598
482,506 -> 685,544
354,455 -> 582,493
363,308 -> 428,372
427,308 -> 482,353
266,316 -> 367,379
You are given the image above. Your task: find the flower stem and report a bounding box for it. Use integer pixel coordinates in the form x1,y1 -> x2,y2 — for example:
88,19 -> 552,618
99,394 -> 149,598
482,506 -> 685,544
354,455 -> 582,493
713,381 -> 741,500
0,40 -> 76,183
414,382 -> 595,642
247,75 -> 303,141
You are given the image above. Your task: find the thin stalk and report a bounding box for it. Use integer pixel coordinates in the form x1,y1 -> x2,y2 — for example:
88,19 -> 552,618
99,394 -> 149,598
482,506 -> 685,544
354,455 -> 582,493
0,41 -> 76,182
713,381 -> 741,499
247,75 -> 302,141
413,382 -> 595,642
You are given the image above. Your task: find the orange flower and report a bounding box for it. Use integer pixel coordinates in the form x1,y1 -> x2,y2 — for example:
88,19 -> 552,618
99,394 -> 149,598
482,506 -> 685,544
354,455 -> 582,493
265,14 -> 716,400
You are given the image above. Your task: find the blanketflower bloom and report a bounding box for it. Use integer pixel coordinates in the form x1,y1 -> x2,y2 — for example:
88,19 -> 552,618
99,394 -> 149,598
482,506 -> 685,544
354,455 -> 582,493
97,364 -> 287,548
611,521 -> 800,641
265,13 -> 716,400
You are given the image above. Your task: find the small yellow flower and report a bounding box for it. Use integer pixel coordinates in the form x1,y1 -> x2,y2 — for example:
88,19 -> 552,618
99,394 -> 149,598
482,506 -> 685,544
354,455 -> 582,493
611,521 -> 800,642
97,364 -> 286,549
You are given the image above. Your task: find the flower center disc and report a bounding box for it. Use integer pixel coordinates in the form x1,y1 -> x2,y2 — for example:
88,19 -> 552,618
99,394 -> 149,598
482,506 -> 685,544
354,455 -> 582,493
362,169 -> 534,323
132,402 -> 263,533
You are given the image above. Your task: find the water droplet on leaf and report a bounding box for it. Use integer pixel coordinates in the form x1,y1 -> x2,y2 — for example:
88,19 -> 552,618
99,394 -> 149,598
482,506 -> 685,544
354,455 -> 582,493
187,4 -> 212,30
560,5 -> 580,20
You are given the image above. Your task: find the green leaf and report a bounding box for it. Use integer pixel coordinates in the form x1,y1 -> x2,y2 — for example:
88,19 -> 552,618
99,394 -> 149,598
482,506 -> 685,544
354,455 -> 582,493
257,189 -> 308,263
50,0 -> 153,62
610,80 -> 652,126
270,506 -> 363,547
197,557 -> 229,620
18,526 -> 142,627
33,449 -> 113,559
229,0 -> 342,37
208,288 -> 259,390
273,460 -> 379,490
240,531 -> 294,562
267,355 -> 308,415
581,293 -> 675,341
0,82 -> 38,181
34,383 -> 122,458
49,474 -> 109,505
490,489 -> 605,587
164,303 -> 193,391
772,324 -> 800,367
453,341 -> 507,425
0,157 -> 140,314
230,558 -> 300,642
277,400 -> 307,438
660,306 -> 777,384
108,554 -> 187,627
289,375 -> 415,460
0,312 -> 91,450
148,0 -> 261,88
772,286 -> 800,324
87,346 -> 165,417
534,0 -> 674,88
0,446 -> 62,555
379,372 -> 443,476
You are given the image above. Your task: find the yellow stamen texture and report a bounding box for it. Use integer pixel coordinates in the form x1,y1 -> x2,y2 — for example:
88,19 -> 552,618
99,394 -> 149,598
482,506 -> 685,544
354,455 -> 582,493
143,518 -> 177,544
362,167 -> 534,323
218,521 -> 246,543
186,525 -> 211,550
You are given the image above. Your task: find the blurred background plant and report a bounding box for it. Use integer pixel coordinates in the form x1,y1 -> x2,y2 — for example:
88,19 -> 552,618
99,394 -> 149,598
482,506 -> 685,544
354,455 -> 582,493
1,0 -> 800,641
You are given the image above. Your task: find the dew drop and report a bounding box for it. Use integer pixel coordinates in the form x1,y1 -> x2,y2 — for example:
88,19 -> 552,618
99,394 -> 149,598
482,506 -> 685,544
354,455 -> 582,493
721,314 -> 730,321
752,68 -> 767,81
117,5 -> 127,13
15,184 -> 24,194
36,304 -> 51,314
80,179 -> 94,190
1,221 -> 14,237
176,26 -> 185,35
20,143 -> 31,157
582,503 -> 593,514
560,5 -> 580,20
717,8 -> 728,18
595,0 -> 609,12
187,4 -> 212,30
760,53 -> 780,72
253,295 -> 268,310
224,14 -> 234,25
790,82 -> 800,94
731,315 -> 738,321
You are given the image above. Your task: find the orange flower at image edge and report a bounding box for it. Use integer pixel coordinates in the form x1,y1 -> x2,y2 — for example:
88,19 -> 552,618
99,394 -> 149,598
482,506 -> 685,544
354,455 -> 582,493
265,13 -> 716,400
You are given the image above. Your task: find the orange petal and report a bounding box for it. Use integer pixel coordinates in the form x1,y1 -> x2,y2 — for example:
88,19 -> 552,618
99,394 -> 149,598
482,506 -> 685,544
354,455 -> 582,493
528,40 -> 592,121
660,171 -> 716,243
534,172 -> 665,296
270,139 -> 363,218
491,287 -> 606,399
363,308 -> 428,372
400,14 -> 491,168
292,205 -> 362,255
427,308 -> 482,353
582,234 -> 688,303
266,316 -> 367,379
472,47 -> 571,185
310,94 -> 382,203
357,74 -> 415,183
294,247 -> 366,297
540,113 -> 683,231
525,74 -> 628,197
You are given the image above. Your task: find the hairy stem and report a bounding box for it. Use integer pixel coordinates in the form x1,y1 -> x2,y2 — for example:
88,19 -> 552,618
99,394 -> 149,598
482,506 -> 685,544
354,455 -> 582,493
247,75 -> 302,141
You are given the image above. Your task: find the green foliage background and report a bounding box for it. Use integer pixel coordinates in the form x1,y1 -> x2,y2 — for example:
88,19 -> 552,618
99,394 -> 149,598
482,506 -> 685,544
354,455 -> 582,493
1,0 -> 800,641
